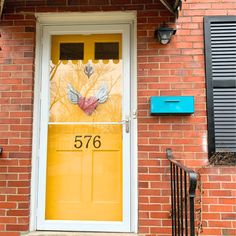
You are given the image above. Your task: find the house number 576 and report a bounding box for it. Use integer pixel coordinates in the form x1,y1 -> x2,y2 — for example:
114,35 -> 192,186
74,135 -> 101,149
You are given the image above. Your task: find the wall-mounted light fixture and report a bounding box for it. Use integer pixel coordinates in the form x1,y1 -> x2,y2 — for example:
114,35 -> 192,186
154,26 -> 176,45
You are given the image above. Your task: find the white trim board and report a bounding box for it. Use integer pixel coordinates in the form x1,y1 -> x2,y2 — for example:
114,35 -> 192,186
30,12 -> 137,233
35,11 -> 136,25
22,233 -> 138,236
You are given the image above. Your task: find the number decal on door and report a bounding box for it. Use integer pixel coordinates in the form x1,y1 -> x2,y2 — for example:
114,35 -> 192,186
74,135 -> 101,149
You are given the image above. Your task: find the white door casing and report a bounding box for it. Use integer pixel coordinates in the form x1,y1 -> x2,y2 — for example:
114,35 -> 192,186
30,12 -> 137,233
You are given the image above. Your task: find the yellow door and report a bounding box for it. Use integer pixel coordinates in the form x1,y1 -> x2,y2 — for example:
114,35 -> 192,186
45,34 -> 124,221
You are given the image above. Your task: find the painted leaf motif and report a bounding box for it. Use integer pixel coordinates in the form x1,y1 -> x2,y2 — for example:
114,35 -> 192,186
84,63 -> 94,79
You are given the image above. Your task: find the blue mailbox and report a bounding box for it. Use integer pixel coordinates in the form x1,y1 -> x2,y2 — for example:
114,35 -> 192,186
150,96 -> 194,115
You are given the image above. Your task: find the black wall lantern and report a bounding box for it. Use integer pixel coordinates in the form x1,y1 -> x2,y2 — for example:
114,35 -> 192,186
154,26 -> 176,45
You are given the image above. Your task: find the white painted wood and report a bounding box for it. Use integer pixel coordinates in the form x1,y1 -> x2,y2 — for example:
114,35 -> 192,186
22,232 -> 138,236
29,21 -> 43,232
48,122 -> 127,125
37,23 -> 51,230
129,18 -> 138,234
35,12 -> 136,25
31,12 -> 137,233
121,23 -> 131,232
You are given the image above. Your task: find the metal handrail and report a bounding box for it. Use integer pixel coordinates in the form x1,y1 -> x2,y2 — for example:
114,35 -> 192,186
166,148 -> 198,236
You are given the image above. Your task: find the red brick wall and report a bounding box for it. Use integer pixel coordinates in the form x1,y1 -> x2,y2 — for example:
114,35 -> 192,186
198,167 -> 236,236
0,0 -> 235,235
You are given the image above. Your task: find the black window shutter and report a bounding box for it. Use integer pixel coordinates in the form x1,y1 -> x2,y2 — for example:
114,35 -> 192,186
204,16 -> 236,155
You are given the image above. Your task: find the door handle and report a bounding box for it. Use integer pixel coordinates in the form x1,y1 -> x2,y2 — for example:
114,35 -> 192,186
122,116 -> 130,133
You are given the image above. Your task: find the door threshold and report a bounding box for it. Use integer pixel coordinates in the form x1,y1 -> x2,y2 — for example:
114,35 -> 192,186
21,232 -> 138,236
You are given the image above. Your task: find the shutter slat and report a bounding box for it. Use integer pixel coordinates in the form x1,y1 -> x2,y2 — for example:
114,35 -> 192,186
212,55 -> 236,58
215,133 -> 236,136
213,76 -> 236,78
211,51 -> 236,55
213,70 -> 236,73
212,43 -> 236,46
215,111 -> 236,116
214,88 -> 236,93
213,65 -> 236,68
212,37 -> 236,41
215,114 -> 236,117
212,41 -> 236,44
213,62 -> 236,65
213,60 -> 236,63
215,137 -> 236,140
212,49 -> 236,51
212,24 -> 236,26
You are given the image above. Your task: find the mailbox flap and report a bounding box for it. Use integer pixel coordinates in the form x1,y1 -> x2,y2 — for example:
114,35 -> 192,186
150,96 -> 194,115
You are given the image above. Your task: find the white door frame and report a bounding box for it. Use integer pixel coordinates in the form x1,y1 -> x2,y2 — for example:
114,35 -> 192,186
30,12 -> 138,233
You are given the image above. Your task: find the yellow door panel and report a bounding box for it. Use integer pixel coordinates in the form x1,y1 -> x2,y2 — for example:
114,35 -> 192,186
51,34 -> 122,64
92,151 -> 122,203
46,124 -> 123,221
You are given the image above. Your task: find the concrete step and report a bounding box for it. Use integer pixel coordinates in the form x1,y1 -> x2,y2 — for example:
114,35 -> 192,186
21,232 -> 139,236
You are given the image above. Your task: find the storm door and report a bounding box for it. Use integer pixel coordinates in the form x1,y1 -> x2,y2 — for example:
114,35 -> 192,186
37,24 -> 131,232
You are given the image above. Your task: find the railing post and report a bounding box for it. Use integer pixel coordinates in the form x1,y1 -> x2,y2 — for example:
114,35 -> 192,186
166,148 -> 198,236
189,172 -> 198,236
